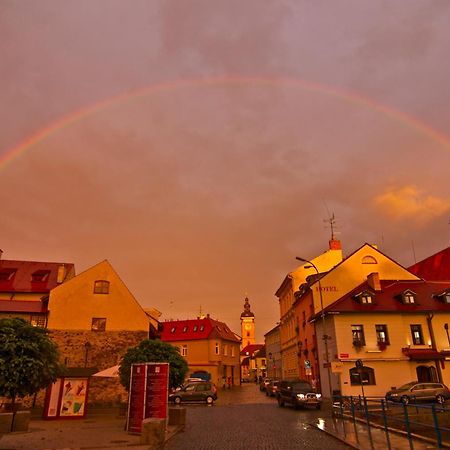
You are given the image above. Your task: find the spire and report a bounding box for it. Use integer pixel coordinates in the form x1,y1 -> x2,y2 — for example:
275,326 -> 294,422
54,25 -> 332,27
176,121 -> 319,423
240,296 -> 255,318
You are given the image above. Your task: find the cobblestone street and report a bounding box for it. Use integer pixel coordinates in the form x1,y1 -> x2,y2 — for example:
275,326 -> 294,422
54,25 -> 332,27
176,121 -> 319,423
165,384 -> 350,450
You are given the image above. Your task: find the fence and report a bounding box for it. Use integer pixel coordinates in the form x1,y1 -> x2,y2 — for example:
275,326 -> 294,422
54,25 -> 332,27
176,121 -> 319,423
333,396 -> 450,448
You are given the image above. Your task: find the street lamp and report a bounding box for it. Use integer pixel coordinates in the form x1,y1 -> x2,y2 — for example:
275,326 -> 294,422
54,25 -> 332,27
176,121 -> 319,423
296,257 -> 333,402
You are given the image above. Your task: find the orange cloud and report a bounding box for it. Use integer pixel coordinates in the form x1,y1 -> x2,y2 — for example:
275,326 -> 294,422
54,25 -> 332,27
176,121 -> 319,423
375,185 -> 450,225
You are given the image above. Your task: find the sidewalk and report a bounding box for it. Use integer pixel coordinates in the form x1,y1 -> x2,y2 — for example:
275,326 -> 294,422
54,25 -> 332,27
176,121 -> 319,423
0,413 -> 181,450
311,415 -> 439,449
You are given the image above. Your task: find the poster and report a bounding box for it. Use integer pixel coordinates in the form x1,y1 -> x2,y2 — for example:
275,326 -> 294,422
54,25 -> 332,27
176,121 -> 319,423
59,378 -> 88,416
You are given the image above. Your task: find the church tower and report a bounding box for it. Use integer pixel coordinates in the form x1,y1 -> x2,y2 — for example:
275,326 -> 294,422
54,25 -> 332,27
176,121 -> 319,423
240,296 -> 255,348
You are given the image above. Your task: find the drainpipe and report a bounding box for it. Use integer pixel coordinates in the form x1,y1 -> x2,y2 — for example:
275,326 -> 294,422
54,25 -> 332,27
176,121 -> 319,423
427,313 -> 443,383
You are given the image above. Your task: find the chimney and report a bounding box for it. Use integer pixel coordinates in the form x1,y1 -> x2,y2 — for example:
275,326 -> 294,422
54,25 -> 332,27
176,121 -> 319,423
329,239 -> 342,250
56,264 -> 66,284
367,272 -> 381,291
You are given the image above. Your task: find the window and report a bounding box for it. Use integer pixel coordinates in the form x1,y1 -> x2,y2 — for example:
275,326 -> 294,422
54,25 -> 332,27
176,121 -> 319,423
199,325 -> 205,331
401,290 -> 416,304
411,324 -> 424,345
215,342 -> 219,355
193,325 -> 198,332
170,326 -> 176,333
182,326 -> 188,333
94,280 -> 110,294
435,290 -> 450,304
362,256 -> 377,264
355,291 -> 374,304
375,325 -> 389,344
0,268 -> 16,281
91,317 -> 106,331
351,325 -> 365,346
181,345 -> 188,356
350,366 -> 376,385
30,315 -> 46,328
223,345 -> 227,356
31,270 -> 50,282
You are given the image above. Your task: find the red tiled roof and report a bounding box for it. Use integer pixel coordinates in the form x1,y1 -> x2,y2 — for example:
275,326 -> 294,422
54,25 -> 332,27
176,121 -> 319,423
240,344 -> 264,356
0,299 -> 47,313
160,317 -> 240,343
321,279 -> 450,315
0,259 -> 74,293
409,247 -> 450,281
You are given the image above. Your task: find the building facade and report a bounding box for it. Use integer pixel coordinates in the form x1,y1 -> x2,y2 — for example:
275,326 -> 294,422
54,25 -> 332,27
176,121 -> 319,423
160,315 -> 241,387
264,324 -> 281,379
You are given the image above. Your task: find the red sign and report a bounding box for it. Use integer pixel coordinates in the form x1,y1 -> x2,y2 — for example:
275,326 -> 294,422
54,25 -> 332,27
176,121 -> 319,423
340,353 -> 349,358
127,364 -> 147,433
126,363 -> 169,434
145,364 -> 169,419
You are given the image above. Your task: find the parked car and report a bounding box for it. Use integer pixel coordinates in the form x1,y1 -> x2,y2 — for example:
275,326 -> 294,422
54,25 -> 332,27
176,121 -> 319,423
266,380 -> 281,397
259,378 -> 271,392
277,380 -> 322,409
169,382 -> 217,405
385,381 -> 450,405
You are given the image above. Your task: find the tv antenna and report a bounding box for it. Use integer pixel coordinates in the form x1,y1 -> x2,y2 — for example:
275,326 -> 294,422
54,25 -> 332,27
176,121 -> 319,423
324,212 -> 340,240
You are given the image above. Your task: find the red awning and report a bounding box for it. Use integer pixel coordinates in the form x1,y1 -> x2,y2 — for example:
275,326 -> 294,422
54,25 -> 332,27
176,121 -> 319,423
404,349 -> 443,360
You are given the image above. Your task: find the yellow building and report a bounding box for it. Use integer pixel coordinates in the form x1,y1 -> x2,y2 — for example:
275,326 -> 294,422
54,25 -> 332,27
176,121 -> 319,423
161,315 -> 241,388
46,260 -> 160,405
275,239 -> 343,379
295,243 -> 424,398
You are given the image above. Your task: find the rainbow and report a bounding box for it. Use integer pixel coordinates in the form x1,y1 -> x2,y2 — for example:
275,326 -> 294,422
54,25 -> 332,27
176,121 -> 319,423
2,75 -> 450,169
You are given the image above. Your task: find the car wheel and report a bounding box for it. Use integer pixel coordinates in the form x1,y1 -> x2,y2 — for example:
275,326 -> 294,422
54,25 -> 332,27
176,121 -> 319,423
206,396 -> 214,405
401,395 -> 409,405
174,396 -> 182,405
436,394 -> 445,405
266,391 -> 269,396
277,397 -> 284,407
316,404 -> 321,410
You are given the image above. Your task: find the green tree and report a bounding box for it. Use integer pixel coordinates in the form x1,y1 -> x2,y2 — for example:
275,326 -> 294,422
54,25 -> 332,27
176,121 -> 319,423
119,339 -> 188,390
0,317 -> 63,408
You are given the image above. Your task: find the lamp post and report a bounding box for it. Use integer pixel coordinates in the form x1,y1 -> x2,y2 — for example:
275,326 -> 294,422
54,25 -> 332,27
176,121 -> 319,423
296,257 -> 333,402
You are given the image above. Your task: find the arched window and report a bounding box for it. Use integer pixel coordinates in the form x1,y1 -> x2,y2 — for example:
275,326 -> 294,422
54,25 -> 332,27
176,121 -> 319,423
350,366 -> 376,385
94,280 -> 110,294
362,255 -> 377,264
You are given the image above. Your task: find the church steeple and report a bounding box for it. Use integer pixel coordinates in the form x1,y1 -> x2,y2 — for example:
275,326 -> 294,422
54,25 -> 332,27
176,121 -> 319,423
240,296 -> 255,348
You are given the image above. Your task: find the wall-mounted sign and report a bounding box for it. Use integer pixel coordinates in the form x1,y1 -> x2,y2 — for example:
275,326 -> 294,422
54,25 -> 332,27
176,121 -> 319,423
339,353 -> 349,359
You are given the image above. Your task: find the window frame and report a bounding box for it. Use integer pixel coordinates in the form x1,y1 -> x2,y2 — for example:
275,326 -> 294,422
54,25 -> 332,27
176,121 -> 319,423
94,280 -> 110,294
350,366 -> 376,385
411,324 -> 424,345
375,324 -> 389,345
351,324 -> 366,346
91,317 -> 107,331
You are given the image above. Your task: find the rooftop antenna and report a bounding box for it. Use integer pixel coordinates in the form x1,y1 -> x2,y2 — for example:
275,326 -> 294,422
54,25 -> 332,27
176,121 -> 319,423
324,211 -> 340,240
411,240 -> 417,264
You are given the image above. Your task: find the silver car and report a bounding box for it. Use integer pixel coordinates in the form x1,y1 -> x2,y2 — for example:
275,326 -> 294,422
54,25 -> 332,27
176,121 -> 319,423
386,381 -> 450,405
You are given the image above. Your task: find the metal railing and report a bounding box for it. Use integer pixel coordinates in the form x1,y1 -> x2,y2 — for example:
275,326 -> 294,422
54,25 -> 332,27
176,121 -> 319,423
333,396 -> 450,448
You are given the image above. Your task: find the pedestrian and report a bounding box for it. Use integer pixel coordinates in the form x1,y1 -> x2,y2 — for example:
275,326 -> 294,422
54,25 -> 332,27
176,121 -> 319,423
227,376 -> 232,389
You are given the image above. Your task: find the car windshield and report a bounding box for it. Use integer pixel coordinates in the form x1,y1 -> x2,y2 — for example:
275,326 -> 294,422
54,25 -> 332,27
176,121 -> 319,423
397,382 -> 418,390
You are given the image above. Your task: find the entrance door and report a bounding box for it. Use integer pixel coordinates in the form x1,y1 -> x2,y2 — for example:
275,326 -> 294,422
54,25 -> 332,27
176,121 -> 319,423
416,365 -> 437,382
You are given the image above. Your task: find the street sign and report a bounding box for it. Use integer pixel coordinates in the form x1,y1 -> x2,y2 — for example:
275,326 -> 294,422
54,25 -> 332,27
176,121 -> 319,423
339,353 -> 349,358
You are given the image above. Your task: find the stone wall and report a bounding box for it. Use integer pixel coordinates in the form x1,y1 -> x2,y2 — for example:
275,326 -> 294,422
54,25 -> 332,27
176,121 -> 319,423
30,329 -> 149,407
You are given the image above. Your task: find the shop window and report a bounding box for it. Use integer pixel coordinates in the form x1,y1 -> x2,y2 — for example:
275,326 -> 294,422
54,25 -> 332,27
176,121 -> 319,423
91,317 -> 106,331
94,280 -> 110,294
350,366 -> 376,385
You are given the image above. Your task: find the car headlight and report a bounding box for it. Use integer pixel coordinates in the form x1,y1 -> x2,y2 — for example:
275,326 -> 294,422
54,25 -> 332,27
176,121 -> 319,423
316,394 -> 322,399
297,394 -> 305,399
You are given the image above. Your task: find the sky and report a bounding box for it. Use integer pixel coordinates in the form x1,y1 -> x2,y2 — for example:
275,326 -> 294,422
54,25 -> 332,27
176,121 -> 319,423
1,0 -> 450,341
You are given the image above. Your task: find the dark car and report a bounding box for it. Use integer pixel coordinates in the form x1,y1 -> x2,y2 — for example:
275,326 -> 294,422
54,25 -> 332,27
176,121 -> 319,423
385,381 -> 450,405
266,380 -> 281,397
169,382 -> 217,405
277,380 -> 322,409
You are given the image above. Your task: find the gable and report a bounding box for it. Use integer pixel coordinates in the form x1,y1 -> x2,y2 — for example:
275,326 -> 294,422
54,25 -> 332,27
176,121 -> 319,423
47,260 -> 150,331
308,243 -> 420,314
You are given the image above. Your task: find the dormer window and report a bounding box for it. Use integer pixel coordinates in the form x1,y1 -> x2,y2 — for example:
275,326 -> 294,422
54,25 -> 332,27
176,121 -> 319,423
94,280 -> 110,294
401,290 -> 416,304
170,326 -> 176,333
182,326 -> 188,332
435,289 -> 450,304
354,290 -> 375,304
31,270 -> 50,282
199,325 -> 205,331
193,325 -> 198,332
0,268 -> 17,281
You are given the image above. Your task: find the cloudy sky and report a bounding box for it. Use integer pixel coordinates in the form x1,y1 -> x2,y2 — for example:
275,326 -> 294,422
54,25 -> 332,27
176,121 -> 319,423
1,0 -> 450,340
